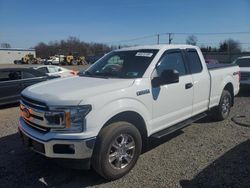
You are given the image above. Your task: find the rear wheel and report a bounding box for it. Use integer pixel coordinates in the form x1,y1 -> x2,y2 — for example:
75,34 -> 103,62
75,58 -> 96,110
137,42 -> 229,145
211,90 -> 232,121
92,122 -> 142,180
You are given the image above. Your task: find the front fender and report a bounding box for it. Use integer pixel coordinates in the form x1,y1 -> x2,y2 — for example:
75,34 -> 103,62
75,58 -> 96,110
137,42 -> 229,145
85,98 -> 152,137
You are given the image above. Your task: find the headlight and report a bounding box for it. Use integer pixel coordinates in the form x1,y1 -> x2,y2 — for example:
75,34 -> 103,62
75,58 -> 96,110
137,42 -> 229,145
46,105 -> 92,133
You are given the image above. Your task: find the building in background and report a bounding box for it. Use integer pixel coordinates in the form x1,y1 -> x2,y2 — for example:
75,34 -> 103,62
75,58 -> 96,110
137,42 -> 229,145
0,48 -> 36,64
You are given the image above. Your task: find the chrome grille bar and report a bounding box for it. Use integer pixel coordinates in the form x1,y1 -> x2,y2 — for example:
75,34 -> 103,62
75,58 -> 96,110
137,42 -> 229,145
20,99 -> 66,132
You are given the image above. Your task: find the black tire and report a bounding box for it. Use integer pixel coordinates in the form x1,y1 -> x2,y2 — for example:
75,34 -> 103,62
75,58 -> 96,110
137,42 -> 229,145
92,121 -> 142,180
211,90 -> 232,121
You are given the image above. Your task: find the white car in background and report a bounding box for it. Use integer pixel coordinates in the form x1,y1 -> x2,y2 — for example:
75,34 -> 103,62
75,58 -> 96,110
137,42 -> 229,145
32,65 -> 78,78
233,56 -> 250,86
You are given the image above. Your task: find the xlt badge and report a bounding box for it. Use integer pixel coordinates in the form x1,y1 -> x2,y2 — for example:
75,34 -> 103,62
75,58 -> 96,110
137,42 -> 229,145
136,89 -> 150,96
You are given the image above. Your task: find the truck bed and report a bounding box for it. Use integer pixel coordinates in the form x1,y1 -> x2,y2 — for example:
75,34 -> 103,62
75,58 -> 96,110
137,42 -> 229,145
208,63 -> 240,109
207,63 -> 237,70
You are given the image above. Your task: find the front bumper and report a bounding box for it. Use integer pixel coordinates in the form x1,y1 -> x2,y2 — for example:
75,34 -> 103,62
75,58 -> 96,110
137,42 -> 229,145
18,123 -> 96,160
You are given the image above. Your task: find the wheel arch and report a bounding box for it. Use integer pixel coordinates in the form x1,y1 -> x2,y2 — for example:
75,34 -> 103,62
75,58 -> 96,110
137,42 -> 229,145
101,111 -> 148,142
223,82 -> 234,106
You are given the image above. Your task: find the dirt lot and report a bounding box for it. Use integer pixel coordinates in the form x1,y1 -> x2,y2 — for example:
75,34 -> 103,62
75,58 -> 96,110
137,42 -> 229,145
0,64 -> 250,187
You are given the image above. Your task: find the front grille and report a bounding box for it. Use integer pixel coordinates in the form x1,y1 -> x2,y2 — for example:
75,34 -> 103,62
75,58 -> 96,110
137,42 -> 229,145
241,72 -> 250,81
23,118 -> 50,132
20,96 -> 66,133
21,95 -> 48,111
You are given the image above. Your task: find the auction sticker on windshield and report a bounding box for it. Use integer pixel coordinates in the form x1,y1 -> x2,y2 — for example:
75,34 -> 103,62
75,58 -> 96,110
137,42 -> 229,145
135,52 -> 153,57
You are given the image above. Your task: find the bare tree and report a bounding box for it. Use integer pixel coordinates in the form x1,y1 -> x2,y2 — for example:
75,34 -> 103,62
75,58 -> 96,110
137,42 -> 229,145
186,35 -> 198,45
1,43 -> 11,48
35,37 -> 111,58
219,39 -> 241,53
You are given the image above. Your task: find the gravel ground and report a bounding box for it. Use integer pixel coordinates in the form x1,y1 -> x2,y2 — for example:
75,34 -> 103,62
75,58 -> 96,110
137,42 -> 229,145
0,72 -> 250,187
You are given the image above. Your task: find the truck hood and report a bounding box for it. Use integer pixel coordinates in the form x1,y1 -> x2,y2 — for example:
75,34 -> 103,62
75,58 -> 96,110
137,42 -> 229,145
22,76 -> 134,106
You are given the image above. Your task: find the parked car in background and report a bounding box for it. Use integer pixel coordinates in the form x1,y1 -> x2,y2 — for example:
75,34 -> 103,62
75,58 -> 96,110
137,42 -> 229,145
32,65 -> 78,77
205,59 -> 219,64
233,56 -> 250,86
0,68 -> 52,105
45,56 -> 60,65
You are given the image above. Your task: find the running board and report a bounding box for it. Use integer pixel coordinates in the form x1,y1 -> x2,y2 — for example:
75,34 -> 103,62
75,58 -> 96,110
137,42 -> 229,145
151,113 -> 207,139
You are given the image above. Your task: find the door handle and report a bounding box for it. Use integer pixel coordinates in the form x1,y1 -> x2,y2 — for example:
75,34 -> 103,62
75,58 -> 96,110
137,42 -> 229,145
185,83 -> 193,89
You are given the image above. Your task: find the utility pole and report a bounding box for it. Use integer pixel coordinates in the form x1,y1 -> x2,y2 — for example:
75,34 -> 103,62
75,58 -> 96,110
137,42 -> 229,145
157,34 -> 160,44
228,40 -> 231,63
168,33 -> 173,44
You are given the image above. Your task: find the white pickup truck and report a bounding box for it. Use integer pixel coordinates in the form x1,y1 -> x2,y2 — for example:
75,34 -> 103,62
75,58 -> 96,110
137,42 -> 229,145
18,45 -> 240,180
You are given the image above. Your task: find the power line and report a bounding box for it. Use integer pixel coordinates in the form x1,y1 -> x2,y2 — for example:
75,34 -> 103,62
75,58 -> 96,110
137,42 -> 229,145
106,34 -> 157,44
105,31 -> 250,44
163,31 -> 250,35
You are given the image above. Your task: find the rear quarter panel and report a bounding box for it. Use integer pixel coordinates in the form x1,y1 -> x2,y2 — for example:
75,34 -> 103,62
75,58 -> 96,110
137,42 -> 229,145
209,66 -> 240,108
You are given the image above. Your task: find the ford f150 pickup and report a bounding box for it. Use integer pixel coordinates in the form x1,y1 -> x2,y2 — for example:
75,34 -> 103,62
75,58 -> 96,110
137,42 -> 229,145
18,45 -> 240,180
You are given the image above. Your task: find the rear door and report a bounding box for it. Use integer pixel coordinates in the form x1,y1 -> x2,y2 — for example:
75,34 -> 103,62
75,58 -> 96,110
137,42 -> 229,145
185,49 -> 210,115
0,70 -> 22,105
152,50 -> 194,133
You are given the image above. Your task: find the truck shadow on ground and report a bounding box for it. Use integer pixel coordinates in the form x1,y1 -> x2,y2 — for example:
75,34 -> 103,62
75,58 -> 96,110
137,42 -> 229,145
0,133 -> 107,187
179,139 -> 250,187
0,131 -> 185,187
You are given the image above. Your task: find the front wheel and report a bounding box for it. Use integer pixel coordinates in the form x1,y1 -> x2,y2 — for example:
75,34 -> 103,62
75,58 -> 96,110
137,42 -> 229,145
211,90 -> 232,121
92,122 -> 142,180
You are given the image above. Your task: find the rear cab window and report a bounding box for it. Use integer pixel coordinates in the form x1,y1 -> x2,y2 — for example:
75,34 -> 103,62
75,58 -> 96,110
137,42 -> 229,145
186,49 -> 203,74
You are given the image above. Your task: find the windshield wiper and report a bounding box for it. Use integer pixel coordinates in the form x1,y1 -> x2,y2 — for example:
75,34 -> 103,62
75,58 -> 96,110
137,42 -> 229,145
79,70 -> 93,77
94,72 -> 124,78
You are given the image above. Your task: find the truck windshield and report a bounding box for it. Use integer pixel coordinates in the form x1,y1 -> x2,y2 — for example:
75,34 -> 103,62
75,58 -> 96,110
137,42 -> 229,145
82,49 -> 158,78
236,58 -> 250,67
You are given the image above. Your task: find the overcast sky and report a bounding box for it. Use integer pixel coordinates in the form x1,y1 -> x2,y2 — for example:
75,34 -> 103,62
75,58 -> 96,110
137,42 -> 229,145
0,0 -> 250,49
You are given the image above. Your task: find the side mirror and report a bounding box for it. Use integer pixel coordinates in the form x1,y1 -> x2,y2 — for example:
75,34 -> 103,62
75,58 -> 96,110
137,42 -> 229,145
152,69 -> 179,87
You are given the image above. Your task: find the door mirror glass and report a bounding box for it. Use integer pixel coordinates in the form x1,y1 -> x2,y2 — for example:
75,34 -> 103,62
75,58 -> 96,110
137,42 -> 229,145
152,69 -> 179,87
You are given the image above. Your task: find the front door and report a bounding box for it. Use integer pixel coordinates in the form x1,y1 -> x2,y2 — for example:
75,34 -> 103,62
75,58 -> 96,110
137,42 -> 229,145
151,50 -> 193,134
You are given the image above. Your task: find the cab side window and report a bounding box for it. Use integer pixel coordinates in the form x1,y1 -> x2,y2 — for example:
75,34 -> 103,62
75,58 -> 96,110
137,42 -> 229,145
157,51 -> 187,76
186,49 -> 203,74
